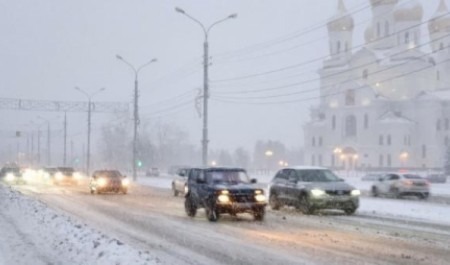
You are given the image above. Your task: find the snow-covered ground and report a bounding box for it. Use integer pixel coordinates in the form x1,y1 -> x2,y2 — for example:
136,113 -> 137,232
0,183 -> 159,265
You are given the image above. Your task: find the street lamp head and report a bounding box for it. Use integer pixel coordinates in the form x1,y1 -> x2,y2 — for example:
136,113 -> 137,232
74,86 -> 80,91
116,54 -> 123,60
100,87 -> 106,92
228,13 -> 238,19
175,7 -> 185,14
151,58 -> 158,63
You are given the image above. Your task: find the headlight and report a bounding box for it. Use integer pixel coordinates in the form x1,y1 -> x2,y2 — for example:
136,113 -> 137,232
255,194 -> 266,202
255,190 -> 263,195
43,173 -> 50,179
97,178 -> 107,187
23,169 -> 36,181
5,173 -> 15,182
184,185 -> 189,194
74,172 -> 83,180
220,190 -> 229,195
311,189 -> 326,197
218,194 -> 230,203
351,190 -> 361,196
55,172 -> 64,180
121,178 -> 130,186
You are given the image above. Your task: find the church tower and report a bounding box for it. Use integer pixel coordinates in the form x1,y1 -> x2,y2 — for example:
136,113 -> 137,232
368,0 -> 398,49
393,0 -> 423,51
327,0 -> 354,62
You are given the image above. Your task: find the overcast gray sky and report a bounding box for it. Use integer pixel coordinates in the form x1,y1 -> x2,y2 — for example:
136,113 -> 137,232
0,0 -> 443,154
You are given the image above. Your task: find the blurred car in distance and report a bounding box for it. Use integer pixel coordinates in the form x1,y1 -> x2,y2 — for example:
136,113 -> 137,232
361,173 -> 382,181
172,167 -> 190,196
269,166 -> 360,215
425,174 -> 447,183
90,170 -> 129,194
1,166 -> 27,184
146,167 -> 160,177
371,173 -> 430,199
42,167 -> 81,185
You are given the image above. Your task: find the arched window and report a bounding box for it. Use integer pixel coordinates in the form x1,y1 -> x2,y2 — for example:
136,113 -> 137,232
312,137 -> 316,147
337,41 -> 341,54
364,114 -> 369,129
345,89 -> 355,105
384,21 -> 389,37
387,135 -> 391,145
332,115 -> 336,130
312,155 -> 316,166
363,69 -> 368,80
345,115 -> 357,137
379,154 -> 384,167
318,155 -> 323,166
387,154 -> 392,167
437,119 -> 441,131
405,32 -> 409,44
379,135 -> 384,145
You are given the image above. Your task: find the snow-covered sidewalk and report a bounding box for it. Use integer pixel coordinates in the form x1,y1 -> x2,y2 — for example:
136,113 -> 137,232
0,184 -> 159,265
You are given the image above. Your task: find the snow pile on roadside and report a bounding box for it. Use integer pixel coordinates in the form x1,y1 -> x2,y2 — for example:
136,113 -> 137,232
0,184 -> 160,265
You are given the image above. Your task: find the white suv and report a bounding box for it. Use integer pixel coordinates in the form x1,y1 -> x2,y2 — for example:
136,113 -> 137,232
371,173 -> 430,199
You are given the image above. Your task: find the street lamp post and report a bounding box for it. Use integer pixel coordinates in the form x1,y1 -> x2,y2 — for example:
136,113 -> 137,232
37,116 -> 52,166
75,87 -> 105,176
175,7 -> 237,167
116,55 -> 157,181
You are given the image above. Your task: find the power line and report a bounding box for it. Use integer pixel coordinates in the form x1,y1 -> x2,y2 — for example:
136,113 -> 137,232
211,55 -> 450,105
211,7 -> 446,84
212,32 -> 450,99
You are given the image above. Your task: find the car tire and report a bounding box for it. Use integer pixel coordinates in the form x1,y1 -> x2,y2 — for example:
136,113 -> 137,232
206,206 -> 219,222
344,207 -> 357,215
418,193 -> 428,200
298,195 -> 314,215
185,196 -> 197,217
254,207 -> 265,221
269,193 -> 281,210
371,186 -> 379,197
172,183 -> 179,197
391,188 -> 401,199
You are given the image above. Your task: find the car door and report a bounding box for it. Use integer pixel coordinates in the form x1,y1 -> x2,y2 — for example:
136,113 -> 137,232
285,169 -> 300,203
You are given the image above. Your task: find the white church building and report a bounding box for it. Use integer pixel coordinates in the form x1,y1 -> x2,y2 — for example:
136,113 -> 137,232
303,0 -> 450,171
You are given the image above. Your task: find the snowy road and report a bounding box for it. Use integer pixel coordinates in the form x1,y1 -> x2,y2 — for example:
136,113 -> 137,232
6,179 -> 450,265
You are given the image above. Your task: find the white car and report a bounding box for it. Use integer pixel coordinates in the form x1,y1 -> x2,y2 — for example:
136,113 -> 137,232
371,173 -> 430,199
171,168 -> 189,196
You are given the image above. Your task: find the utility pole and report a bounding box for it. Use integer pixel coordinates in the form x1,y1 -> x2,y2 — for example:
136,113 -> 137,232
47,121 -> 51,165
75,87 -> 105,176
175,7 -> 237,166
63,112 -> 67,166
116,55 -> 157,181
37,129 -> 41,165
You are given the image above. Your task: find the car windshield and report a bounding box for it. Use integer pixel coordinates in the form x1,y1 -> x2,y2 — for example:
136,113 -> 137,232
295,169 -> 341,182
57,167 -> 74,174
102,171 -> 122,179
403,174 -> 422,179
206,170 -> 249,184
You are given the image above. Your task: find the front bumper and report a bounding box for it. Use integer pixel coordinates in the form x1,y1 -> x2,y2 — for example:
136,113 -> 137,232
309,195 -> 359,210
216,201 -> 267,213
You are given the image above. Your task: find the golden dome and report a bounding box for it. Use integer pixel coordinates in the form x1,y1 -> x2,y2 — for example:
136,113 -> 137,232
328,0 -> 354,32
428,0 -> 450,33
370,0 -> 399,7
394,0 -> 423,21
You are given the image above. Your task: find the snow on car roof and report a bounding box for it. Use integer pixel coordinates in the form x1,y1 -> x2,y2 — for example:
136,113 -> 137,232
287,165 -> 329,170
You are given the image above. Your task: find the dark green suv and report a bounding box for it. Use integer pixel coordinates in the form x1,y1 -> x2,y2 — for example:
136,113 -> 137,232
184,167 -> 267,222
269,166 -> 360,215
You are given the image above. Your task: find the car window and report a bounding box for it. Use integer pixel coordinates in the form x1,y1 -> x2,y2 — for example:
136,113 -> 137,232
403,174 -> 422,179
388,174 -> 400,180
295,169 -> 340,182
206,170 -> 249,184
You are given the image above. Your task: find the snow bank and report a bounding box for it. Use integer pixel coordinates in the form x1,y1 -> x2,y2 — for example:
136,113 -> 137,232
0,184 -> 159,265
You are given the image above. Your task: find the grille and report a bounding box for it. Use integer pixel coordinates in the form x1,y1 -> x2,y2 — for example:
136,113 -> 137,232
232,194 -> 255,203
413,182 -> 426,187
325,190 -> 350,196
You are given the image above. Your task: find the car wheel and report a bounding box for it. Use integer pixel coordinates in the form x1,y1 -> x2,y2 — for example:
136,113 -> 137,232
391,188 -> 401,199
206,206 -> 219,222
253,207 -> 265,221
185,196 -> 197,217
344,207 -> 357,215
90,189 -> 94,194
418,193 -> 428,200
371,186 -> 379,197
269,193 -> 281,210
172,183 -> 179,197
298,195 -> 314,215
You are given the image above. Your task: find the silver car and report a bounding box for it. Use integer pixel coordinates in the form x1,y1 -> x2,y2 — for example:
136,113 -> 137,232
171,167 -> 189,196
371,173 -> 430,199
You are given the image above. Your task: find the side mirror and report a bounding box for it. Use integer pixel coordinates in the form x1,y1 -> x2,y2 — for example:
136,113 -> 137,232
250,178 -> 257,184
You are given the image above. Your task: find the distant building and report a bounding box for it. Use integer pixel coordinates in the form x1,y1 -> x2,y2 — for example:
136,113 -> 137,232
303,0 -> 450,171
